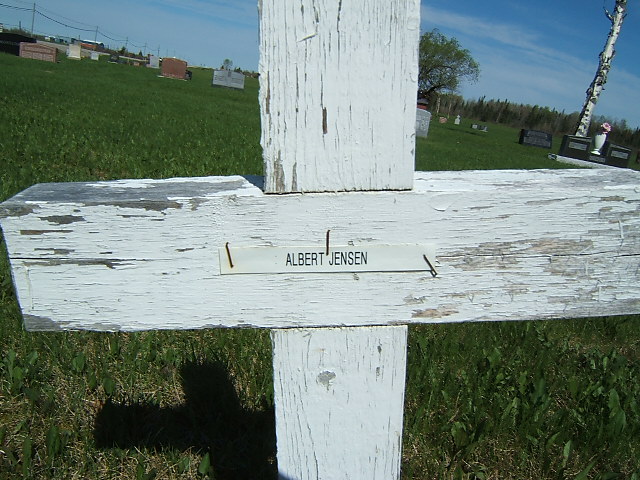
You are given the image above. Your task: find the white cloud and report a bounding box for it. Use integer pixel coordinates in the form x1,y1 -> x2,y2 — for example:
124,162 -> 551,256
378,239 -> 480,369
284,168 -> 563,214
420,4 -> 640,127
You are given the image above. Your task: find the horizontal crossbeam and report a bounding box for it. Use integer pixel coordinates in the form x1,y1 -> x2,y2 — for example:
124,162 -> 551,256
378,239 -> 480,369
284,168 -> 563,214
1,169 -> 639,331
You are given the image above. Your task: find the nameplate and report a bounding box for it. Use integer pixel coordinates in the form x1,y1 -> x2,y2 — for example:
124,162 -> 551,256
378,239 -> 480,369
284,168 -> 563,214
219,244 -> 437,275
568,141 -> 588,151
610,150 -> 629,160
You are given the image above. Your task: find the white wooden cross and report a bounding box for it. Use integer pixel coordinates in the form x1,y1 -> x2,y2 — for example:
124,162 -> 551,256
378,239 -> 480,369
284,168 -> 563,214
1,2 -> 640,479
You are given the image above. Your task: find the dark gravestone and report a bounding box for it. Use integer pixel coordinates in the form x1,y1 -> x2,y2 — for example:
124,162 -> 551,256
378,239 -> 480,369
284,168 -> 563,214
559,135 -> 591,160
519,129 -> 552,149
0,33 -> 35,56
605,143 -> 631,168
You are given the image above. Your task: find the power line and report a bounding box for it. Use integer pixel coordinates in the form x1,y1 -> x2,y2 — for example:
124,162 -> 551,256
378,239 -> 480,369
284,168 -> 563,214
36,10 -> 95,32
0,2 -> 31,11
1,1 -> 149,51
37,5 -> 95,28
3,0 -> 32,6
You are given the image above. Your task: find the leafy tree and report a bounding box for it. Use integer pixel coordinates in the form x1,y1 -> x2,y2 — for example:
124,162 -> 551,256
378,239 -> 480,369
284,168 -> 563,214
418,29 -> 480,105
222,58 -> 233,70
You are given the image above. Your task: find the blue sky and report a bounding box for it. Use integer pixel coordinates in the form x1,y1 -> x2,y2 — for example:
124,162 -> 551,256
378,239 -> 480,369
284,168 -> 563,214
2,0 -> 639,128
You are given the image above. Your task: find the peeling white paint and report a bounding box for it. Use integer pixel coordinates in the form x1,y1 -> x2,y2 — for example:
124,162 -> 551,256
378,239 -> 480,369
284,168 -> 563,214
1,169 -> 639,332
1,2 -> 639,479
259,0 -> 420,193
272,326 -> 407,480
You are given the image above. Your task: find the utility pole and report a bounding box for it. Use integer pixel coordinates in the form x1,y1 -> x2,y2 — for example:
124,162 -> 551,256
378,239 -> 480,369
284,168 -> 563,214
575,0 -> 627,137
30,2 -> 35,35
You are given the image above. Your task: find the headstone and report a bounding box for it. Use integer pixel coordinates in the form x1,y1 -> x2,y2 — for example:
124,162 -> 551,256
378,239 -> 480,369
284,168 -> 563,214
564,140 -> 631,169
415,109 -> 431,138
471,124 -> 478,129
147,55 -> 160,69
66,44 -> 81,60
161,58 -> 188,80
519,129 -> 552,149
604,143 -> 631,168
559,134 -> 590,160
19,42 -> 57,63
90,51 -> 99,61
212,69 -> 245,90
439,117 -> 448,124
0,32 -> 35,56
454,115 -> 461,125
479,125 -> 488,132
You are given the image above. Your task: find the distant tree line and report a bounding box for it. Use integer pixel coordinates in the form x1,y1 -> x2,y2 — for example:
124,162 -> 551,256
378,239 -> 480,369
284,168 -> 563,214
436,94 -> 640,149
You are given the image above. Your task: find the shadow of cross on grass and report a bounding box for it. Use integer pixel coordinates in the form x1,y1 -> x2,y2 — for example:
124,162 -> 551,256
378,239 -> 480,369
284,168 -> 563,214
94,361 -> 277,479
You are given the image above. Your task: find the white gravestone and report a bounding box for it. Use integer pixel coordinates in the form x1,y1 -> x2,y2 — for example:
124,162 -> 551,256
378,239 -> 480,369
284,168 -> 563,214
147,55 -> 160,69
1,1 -> 640,479
415,109 -> 431,138
212,69 -> 245,90
66,44 -> 81,60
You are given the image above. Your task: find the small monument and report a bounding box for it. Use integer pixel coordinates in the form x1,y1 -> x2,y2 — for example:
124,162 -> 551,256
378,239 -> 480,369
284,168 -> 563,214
454,115 -> 461,125
519,129 -> 553,149
161,58 -> 188,80
19,42 -> 57,63
212,69 -> 245,90
557,122 -> 630,168
147,55 -> 160,69
415,109 -> 431,138
66,44 -> 81,60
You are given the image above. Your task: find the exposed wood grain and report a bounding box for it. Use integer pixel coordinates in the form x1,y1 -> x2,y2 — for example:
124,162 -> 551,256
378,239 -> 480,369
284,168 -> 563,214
1,169 -> 638,331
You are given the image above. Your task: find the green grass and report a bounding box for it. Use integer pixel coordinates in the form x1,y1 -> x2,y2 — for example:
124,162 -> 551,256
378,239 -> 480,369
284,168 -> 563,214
416,119 -> 570,171
0,54 -> 262,201
1,53 -> 639,479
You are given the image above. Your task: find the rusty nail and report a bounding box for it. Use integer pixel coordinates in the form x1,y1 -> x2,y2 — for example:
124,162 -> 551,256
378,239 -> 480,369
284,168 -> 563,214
225,242 -> 234,268
423,255 -> 437,277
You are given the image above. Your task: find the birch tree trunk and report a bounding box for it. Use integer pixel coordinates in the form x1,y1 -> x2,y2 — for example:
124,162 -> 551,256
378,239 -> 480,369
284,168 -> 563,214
575,0 -> 626,137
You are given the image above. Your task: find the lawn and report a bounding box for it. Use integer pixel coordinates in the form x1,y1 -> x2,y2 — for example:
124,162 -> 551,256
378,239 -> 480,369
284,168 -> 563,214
1,53 -> 639,480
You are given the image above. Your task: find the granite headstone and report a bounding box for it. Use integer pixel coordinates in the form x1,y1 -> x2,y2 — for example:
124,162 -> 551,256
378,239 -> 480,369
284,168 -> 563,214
415,109 -> 431,138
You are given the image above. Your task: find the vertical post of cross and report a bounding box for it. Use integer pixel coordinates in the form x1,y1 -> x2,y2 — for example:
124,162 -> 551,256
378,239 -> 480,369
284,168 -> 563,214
259,1 -> 421,478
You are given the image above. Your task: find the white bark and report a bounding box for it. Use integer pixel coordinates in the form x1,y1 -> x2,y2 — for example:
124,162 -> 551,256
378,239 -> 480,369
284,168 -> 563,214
575,0 -> 627,137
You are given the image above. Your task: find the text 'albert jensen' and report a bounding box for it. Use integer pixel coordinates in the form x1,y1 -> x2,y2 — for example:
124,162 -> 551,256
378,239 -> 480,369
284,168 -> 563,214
285,251 -> 368,267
